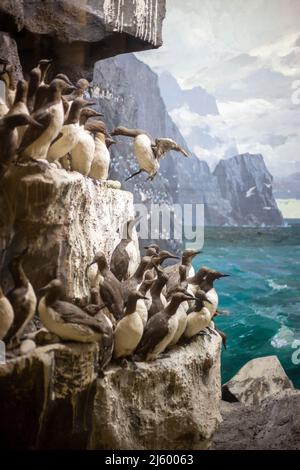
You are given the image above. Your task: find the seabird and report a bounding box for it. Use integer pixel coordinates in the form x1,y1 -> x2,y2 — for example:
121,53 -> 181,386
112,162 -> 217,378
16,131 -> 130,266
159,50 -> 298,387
4,248 -> 37,347
47,97 -> 90,163
135,271 -> 154,327
111,126 -> 189,181
0,64 -> 16,113
113,290 -> 148,360
18,78 -> 74,162
0,283 -> 14,341
148,264 -> 168,319
0,113 -> 42,177
184,290 -> 212,339
7,80 -> 30,146
134,291 -> 196,362
38,279 -> 107,344
110,216 -> 141,282
165,248 -> 201,296
85,120 -> 114,180
87,251 -> 124,321
188,267 -> 229,316
121,255 -> 152,303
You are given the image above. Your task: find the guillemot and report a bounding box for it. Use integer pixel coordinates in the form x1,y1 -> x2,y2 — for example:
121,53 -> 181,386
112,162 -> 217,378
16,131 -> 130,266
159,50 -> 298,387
87,251 -> 124,321
0,113 -> 42,177
0,283 -> 14,341
110,216 -> 141,282
188,267 -> 229,316
148,264 -> 168,319
111,126 -> 189,181
47,97 -> 90,163
85,120 -> 114,180
38,279 -> 107,343
165,249 -> 201,296
184,290 -> 212,339
113,290 -> 148,360
121,255 -> 152,303
18,78 -> 74,162
134,291 -> 196,361
4,248 -> 37,347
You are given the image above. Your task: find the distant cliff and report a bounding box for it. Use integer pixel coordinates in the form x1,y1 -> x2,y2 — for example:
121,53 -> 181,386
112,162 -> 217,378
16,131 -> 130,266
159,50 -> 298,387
92,53 -> 283,227
214,153 -> 283,226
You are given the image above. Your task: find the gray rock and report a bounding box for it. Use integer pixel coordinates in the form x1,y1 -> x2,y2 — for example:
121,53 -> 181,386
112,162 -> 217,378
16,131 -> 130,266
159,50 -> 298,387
214,153 -> 283,226
0,0 -> 166,80
222,356 -> 293,406
0,166 -> 139,303
90,334 -> 222,450
211,390 -> 300,450
0,342 -> 99,449
0,334 -> 222,449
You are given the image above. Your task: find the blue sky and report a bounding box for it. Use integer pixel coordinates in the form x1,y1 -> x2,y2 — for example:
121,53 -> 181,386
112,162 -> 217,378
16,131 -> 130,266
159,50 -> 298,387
137,0 -> 300,178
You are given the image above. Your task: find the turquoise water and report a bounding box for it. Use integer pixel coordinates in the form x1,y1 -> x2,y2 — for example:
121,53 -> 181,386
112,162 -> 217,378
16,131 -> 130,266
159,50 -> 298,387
192,223 -> 300,388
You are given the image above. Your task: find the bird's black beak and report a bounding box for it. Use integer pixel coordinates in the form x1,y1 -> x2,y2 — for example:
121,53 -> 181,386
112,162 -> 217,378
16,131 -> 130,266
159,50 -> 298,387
38,283 -> 51,294
176,145 -> 189,157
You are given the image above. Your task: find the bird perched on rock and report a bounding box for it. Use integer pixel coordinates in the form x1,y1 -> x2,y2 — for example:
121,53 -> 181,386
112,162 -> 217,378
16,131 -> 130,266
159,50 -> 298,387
167,266 -> 192,347
85,120 -> 114,180
184,290 -> 212,339
134,291 -> 196,361
0,64 -> 16,115
7,80 -> 31,146
135,271 -> 154,327
121,255 -> 152,302
47,97 -> 90,164
4,248 -> 37,347
111,126 -> 189,181
0,283 -> 14,341
110,216 -> 141,282
0,113 -> 42,177
18,78 -> 74,162
27,59 -> 53,112
165,248 -> 201,296
188,267 -> 229,316
148,264 -> 168,319
113,290 -> 148,360
87,251 -> 124,321
38,279 -> 107,344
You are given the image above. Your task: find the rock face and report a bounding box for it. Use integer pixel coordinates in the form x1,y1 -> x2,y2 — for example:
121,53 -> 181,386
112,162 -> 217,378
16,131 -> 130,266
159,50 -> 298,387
212,391 -> 300,450
0,334 -> 222,450
0,0 -> 166,79
214,153 -> 283,226
0,166 -> 138,302
92,54 -> 283,227
0,342 -> 99,449
222,356 -> 293,406
212,356 -> 299,450
91,335 -> 222,450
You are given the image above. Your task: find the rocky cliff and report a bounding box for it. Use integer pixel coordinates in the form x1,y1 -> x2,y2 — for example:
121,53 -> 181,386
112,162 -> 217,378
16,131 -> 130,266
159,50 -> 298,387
0,0 -> 166,79
92,53 -> 283,226
214,153 -> 283,226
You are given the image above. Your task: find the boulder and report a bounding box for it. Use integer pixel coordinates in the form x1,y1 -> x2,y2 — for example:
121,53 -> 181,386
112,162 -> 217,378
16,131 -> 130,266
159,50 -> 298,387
222,355 -> 293,406
211,390 -> 300,450
0,166 -> 139,302
90,334 -> 222,450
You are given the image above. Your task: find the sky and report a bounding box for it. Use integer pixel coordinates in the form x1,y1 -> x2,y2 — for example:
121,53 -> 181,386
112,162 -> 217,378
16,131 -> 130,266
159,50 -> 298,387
137,0 -> 300,178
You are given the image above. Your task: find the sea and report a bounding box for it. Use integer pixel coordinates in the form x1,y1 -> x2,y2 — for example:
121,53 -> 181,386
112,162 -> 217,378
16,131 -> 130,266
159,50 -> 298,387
192,221 -> 300,389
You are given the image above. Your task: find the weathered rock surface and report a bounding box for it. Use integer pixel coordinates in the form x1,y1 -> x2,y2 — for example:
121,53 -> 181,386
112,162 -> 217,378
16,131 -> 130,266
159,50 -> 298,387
0,0 -> 166,79
211,391 -> 300,450
90,335 -> 222,450
0,334 -> 221,449
0,342 -> 99,449
0,166 -> 138,302
222,355 -> 293,406
214,153 -> 283,226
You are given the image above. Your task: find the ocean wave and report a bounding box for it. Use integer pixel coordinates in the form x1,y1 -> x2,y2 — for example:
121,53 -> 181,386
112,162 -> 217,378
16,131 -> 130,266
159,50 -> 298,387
267,279 -> 289,291
271,325 -> 295,349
